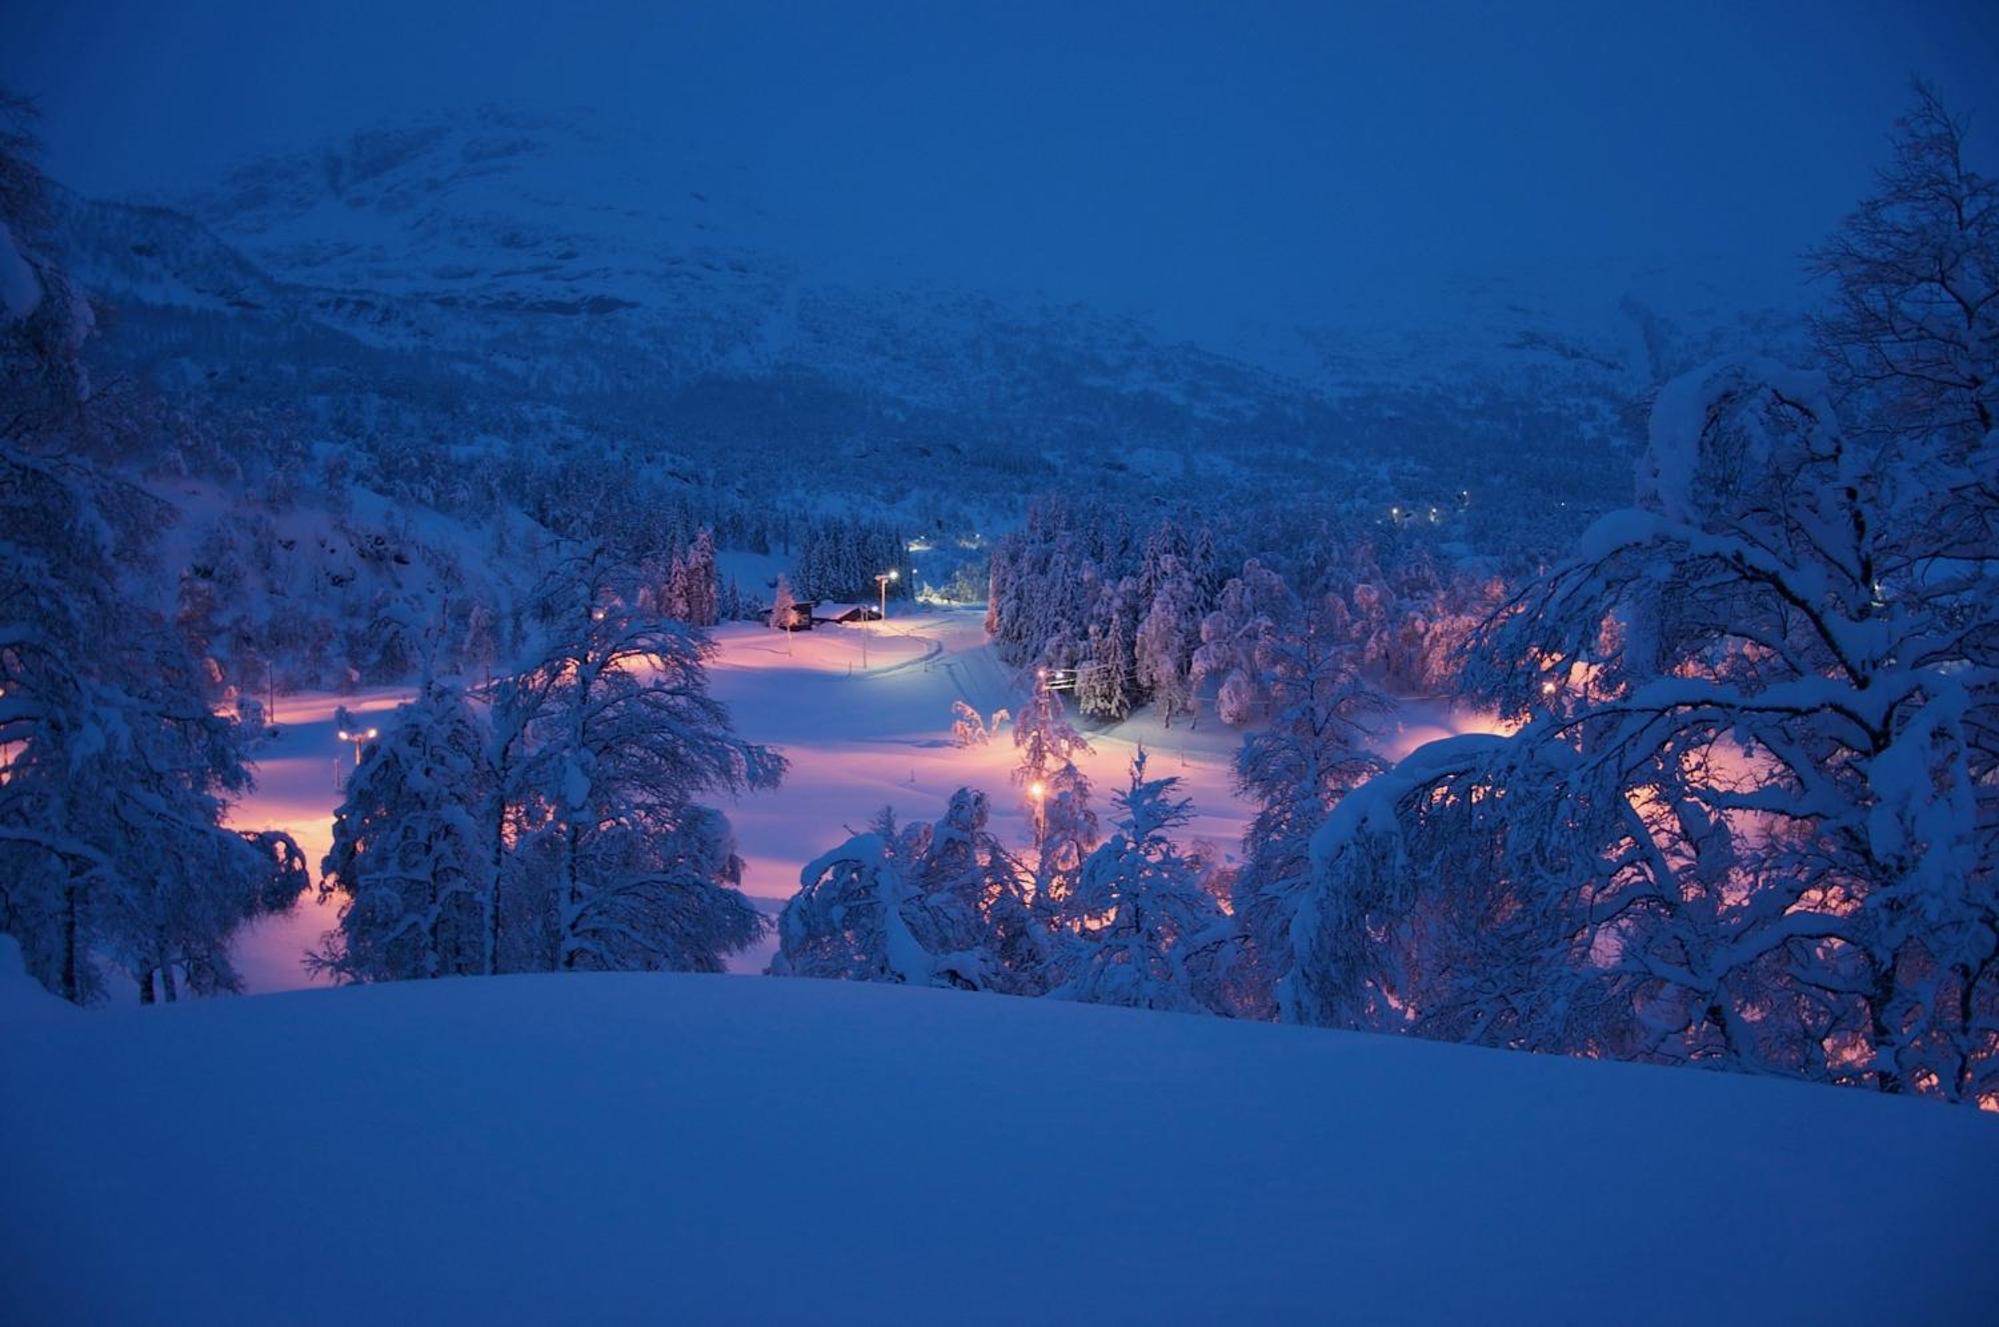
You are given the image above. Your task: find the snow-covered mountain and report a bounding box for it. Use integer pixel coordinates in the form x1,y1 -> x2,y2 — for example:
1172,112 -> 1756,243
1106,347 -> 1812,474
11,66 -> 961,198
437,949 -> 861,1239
50,107 -> 1806,529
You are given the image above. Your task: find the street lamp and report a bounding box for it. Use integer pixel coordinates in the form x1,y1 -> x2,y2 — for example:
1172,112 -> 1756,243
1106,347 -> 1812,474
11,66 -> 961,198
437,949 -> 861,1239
875,569 -> 899,623
337,726 -> 379,766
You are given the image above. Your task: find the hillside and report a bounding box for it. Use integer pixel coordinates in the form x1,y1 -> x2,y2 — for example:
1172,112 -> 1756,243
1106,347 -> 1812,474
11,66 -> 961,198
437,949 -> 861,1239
3,957 -> 1993,1325
46,107 -> 1805,538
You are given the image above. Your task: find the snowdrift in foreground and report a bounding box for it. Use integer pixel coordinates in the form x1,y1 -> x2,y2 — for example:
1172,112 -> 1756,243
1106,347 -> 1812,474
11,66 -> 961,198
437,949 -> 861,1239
3,976 -> 1994,1325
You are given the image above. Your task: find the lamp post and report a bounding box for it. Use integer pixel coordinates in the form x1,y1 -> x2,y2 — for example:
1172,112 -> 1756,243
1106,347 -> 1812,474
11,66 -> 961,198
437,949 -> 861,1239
875,569 -> 899,623
336,725 -> 378,768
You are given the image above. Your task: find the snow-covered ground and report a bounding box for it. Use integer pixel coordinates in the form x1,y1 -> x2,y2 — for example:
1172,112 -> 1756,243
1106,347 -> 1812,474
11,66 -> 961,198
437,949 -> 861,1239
225,606 -> 1504,989
3,959 -> 1993,1325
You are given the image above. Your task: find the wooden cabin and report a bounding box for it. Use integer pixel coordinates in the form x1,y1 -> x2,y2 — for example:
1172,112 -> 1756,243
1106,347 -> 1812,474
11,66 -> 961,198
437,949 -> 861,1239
812,602 -> 883,626
764,599 -> 818,631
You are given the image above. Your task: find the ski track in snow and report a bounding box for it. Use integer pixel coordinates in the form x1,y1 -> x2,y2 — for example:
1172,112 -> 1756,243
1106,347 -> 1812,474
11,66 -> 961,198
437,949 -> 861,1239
223,607 -> 1507,992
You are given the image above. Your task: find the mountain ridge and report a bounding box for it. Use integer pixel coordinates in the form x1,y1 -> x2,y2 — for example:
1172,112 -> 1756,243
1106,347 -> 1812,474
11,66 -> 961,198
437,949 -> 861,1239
49,106 -> 1807,536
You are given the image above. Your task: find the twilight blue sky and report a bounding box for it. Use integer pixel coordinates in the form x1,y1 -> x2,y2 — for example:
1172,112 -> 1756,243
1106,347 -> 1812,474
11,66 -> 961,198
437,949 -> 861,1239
4,1 -> 1995,336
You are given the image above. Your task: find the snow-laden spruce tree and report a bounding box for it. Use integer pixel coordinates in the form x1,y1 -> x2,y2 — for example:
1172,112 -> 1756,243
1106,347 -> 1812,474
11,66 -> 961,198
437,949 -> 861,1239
315,682 -> 495,982
773,803 -> 991,988
917,787 -> 1048,994
1228,605 -> 1388,1019
0,107 -> 305,1004
1289,92 -> 1995,1099
768,572 -> 798,636
1028,757 -> 1098,912
688,528 -> 722,627
1050,751 -> 1232,1014
1077,593 -> 1138,721
518,552 -> 785,973
1136,554 -> 1200,726
773,789 -> 1054,992
1192,558 -> 1293,726
1013,676 -> 1091,791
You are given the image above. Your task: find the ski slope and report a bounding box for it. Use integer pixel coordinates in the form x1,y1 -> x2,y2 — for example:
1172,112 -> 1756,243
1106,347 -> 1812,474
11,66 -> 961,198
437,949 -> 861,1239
3,955 -> 1993,1325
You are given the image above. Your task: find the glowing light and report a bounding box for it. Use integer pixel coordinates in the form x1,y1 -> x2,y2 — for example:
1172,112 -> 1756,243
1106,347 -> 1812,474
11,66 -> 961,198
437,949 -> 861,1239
1540,681 -> 1558,696
1028,781 -> 1047,800
336,726 -> 380,767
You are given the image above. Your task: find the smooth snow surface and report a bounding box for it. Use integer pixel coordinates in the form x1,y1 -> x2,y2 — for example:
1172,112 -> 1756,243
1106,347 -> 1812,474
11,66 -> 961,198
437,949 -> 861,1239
3,973 -> 1994,1324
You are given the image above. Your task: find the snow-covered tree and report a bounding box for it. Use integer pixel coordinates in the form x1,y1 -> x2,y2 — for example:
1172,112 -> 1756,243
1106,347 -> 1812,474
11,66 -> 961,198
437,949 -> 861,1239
774,789 -> 1052,993
668,527 -> 721,627
518,553 -> 785,973
1295,357 -> 1997,1096
1050,751 -> 1231,1014
476,667 -> 552,975
773,805 -> 989,988
1192,560 -> 1292,726
950,699 -> 1009,747
1287,93 -> 1998,1103
659,550 -> 691,622
1136,555 -> 1200,726
1809,81 -> 1996,454
0,116 -> 303,1004
315,683 -> 495,983
1013,677 -> 1091,791
1030,758 -> 1098,888
769,572 -> 799,633
1077,599 -> 1137,722
1230,607 -> 1389,1018
916,788 -> 1047,995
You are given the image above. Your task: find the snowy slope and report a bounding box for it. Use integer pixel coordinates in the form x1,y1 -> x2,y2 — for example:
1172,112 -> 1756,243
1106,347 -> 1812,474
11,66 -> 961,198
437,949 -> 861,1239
3,969 -> 1993,1325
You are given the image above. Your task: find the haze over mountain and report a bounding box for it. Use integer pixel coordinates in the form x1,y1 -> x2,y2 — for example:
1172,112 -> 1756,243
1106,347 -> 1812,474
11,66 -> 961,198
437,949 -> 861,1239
44,101 -> 1797,540
9,0 -> 1996,342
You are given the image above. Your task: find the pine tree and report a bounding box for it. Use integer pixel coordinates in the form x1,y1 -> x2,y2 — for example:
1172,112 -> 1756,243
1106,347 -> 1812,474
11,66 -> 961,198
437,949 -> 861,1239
1,116 -> 304,1004
1013,678 -> 1091,792
772,806 -> 988,988
1028,758 -> 1097,921
915,788 -> 1046,995
1077,601 -> 1136,722
769,572 -> 799,634
661,550 -> 691,622
680,527 -> 720,627
1136,555 -> 1199,726
1229,607 -> 1389,1018
1051,751 -> 1230,1014
315,682 -> 495,982
1192,560 -> 1293,726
